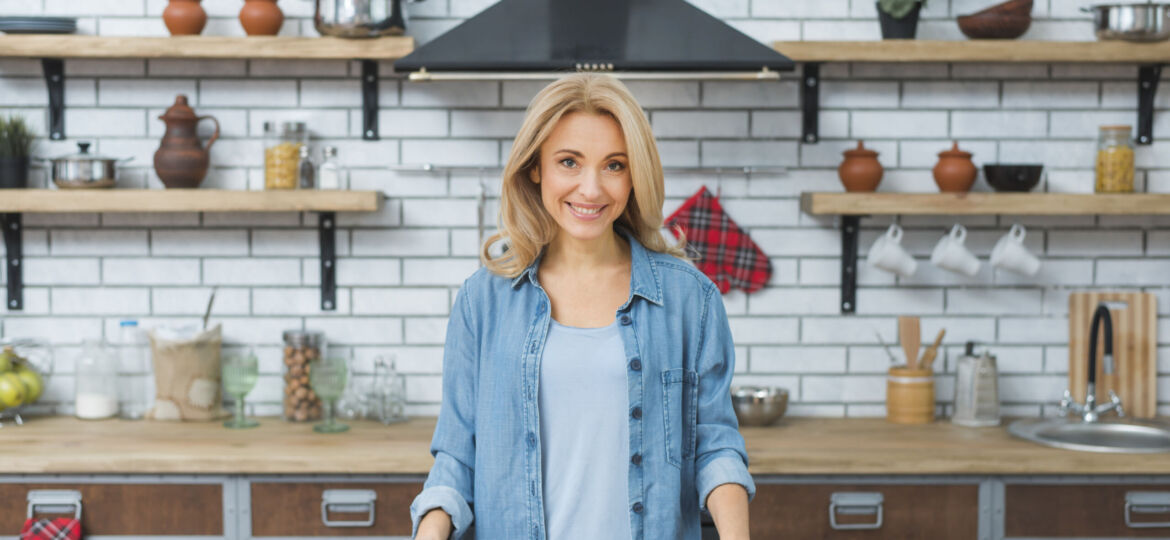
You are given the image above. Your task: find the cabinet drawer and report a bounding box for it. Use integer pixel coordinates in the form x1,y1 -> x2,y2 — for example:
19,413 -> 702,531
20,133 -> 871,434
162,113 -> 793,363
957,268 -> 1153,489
250,481 -> 423,537
750,483 -> 978,539
1007,484 -> 1170,537
0,483 -> 222,536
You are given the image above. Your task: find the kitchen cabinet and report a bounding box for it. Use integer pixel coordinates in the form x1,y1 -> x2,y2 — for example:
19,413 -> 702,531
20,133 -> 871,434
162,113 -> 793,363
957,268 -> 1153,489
1005,483 -> 1170,538
249,480 -> 422,537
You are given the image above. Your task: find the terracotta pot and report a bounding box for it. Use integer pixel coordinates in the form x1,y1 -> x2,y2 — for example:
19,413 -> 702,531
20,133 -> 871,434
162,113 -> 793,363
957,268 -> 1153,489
239,0 -> 284,36
154,95 -> 219,189
162,0 -> 207,36
838,140 -> 883,192
933,141 -> 977,192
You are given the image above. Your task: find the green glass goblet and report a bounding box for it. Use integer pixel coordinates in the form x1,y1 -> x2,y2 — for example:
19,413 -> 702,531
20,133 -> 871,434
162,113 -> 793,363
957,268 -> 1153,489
309,356 -> 349,434
222,351 -> 260,429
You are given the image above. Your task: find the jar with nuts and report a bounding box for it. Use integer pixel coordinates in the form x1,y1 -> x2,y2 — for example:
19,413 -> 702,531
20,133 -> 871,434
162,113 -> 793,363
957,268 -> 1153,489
281,329 -> 325,422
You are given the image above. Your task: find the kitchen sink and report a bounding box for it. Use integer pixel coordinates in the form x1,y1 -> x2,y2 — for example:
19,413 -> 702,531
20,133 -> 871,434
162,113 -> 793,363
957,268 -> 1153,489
1008,417 -> 1170,453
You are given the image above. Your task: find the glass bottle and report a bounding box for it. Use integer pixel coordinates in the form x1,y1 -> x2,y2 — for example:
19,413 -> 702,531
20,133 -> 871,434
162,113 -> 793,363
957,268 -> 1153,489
117,320 -> 151,420
264,121 -> 307,190
371,355 -> 406,424
297,145 -> 315,189
1095,125 -> 1135,193
74,339 -> 119,420
282,330 -> 326,422
317,146 -> 341,190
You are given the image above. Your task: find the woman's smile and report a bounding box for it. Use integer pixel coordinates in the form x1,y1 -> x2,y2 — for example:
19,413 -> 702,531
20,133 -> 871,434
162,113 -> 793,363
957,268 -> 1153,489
566,202 -> 606,220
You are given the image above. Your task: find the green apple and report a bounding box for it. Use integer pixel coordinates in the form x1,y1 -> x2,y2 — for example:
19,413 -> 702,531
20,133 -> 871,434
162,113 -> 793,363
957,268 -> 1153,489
14,366 -> 43,404
0,372 -> 26,409
0,346 -> 15,373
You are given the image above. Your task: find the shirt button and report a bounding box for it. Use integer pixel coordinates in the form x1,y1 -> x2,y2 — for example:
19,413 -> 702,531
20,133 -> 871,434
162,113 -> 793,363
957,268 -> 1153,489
537,304 -> 545,315
631,453 -> 642,466
527,432 -> 536,448
632,502 -> 644,514
620,315 -> 632,325
629,359 -> 641,371
631,406 -> 642,419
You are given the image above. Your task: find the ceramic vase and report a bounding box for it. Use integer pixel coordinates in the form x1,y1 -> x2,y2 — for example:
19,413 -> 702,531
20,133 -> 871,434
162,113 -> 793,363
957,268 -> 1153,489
838,140 -> 883,192
933,141 -> 977,192
163,0 -> 207,36
154,95 -> 220,189
239,0 -> 283,36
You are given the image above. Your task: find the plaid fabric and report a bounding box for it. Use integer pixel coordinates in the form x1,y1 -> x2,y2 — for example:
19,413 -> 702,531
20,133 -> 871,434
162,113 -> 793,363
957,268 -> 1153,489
665,186 -> 771,294
20,518 -> 80,540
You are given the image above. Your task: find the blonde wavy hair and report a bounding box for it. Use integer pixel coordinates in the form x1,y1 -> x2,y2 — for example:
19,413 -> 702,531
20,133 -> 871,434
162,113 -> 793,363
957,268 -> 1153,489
481,73 -> 686,277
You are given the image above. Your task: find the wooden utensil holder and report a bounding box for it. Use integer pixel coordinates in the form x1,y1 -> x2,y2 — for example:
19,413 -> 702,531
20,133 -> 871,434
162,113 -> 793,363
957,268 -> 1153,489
886,366 -> 935,424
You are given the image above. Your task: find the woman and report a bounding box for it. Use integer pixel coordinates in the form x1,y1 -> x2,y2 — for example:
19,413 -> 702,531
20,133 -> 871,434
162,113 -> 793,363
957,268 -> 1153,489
411,73 -> 754,540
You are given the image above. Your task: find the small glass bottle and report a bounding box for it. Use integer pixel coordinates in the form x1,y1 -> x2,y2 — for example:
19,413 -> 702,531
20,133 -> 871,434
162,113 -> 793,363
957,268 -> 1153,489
282,330 -> 326,422
1096,125 -> 1135,193
75,339 -> 119,420
264,121 -> 307,190
371,355 -> 406,424
117,320 -> 151,420
297,145 -> 315,189
317,146 -> 341,190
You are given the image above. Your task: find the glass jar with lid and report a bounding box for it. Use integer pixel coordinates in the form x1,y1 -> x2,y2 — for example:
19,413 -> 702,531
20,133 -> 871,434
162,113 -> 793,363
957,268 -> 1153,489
74,339 -> 119,420
264,121 -> 307,190
282,330 -> 326,422
1096,125 -> 1135,193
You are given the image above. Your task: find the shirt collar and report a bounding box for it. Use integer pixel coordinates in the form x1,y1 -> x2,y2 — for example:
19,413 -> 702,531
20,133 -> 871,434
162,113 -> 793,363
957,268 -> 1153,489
510,227 -> 663,307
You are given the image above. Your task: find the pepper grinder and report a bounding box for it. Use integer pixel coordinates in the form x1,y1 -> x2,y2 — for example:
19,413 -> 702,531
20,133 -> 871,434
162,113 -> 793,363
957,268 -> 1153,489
952,341 -> 1000,427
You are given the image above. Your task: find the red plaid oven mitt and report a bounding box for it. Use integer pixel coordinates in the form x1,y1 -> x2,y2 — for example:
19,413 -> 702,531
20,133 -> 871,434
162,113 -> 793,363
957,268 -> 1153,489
20,518 -> 80,540
665,186 -> 772,294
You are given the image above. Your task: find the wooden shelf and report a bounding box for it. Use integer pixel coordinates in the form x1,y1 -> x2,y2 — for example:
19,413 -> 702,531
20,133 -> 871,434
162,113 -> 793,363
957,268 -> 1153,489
0,189 -> 381,213
0,35 -> 414,60
773,40 -> 1170,63
801,192 -> 1170,216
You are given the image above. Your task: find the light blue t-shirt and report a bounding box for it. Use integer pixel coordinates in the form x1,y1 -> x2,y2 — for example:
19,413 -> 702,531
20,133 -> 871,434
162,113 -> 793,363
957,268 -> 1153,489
538,316 -> 633,540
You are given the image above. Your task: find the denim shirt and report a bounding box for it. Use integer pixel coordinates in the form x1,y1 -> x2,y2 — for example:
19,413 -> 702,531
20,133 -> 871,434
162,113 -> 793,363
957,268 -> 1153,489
409,228 -> 756,539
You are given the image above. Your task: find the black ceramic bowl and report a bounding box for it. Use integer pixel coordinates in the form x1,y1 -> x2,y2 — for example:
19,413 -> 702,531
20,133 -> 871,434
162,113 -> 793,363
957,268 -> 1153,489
983,164 -> 1043,192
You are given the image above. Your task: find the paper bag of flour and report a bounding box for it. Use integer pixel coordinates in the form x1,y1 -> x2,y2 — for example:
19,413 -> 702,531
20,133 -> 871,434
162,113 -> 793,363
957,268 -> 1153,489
147,323 -> 230,421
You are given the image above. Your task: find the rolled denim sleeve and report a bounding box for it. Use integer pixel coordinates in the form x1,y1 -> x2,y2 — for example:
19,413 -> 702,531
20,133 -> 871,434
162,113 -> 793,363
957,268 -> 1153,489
410,282 -> 478,539
694,285 -> 756,513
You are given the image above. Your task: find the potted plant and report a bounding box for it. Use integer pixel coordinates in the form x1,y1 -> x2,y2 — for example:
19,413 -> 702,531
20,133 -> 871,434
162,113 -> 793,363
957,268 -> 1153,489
878,0 -> 927,39
0,116 -> 34,189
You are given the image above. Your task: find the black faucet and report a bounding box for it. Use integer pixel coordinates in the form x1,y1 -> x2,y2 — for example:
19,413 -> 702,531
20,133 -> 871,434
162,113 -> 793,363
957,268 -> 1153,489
1060,304 -> 1124,422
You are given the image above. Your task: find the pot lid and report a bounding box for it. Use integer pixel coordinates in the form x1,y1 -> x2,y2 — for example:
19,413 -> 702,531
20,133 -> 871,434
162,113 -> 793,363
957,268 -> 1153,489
53,142 -> 117,162
938,141 -> 972,158
842,140 -> 878,158
159,94 -> 197,121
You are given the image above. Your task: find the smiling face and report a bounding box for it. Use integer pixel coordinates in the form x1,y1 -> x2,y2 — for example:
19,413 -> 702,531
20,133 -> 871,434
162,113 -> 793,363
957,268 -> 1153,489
530,111 -> 633,245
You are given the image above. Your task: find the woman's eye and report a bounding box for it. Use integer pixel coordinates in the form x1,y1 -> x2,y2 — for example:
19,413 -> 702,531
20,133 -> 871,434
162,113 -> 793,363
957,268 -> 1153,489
607,161 -> 625,172
559,158 -> 577,168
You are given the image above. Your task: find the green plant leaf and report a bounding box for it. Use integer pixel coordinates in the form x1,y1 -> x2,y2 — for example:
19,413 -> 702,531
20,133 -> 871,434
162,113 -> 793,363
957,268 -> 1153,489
878,0 -> 925,19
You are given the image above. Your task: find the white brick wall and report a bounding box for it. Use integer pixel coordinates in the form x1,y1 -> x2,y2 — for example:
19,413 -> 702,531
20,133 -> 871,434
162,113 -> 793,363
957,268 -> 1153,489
2,1 -> 1167,419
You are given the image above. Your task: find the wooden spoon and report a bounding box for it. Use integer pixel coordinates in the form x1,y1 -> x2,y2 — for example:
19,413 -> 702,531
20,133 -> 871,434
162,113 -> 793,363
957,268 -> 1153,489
898,316 -> 920,370
919,328 -> 946,372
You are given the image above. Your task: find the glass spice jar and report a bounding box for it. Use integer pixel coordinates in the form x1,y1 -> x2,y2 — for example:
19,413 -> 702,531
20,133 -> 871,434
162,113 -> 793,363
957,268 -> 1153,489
281,330 -> 325,422
1096,125 -> 1135,193
74,339 -> 119,420
264,121 -> 307,190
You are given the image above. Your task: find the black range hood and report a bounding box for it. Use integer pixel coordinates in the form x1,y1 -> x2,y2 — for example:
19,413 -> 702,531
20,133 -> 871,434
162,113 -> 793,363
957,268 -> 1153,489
394,0 -> 795,79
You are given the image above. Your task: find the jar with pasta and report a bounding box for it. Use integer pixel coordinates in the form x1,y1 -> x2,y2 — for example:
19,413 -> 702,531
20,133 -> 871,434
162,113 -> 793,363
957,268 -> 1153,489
264,121 -> 307,190
1096,125 -> 1135,193
281,329 -> 325,422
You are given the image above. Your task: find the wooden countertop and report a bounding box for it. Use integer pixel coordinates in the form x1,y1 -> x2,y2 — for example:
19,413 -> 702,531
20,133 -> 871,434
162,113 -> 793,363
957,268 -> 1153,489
2,416 -> 1167,475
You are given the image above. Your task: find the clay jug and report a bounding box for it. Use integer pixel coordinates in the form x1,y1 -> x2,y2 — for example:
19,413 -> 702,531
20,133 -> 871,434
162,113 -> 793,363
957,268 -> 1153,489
838,140 -> 883,192
154,95 -> 219,189
162,0 -> 207,36
239,0 -> 284,36
933,141 -> 977,192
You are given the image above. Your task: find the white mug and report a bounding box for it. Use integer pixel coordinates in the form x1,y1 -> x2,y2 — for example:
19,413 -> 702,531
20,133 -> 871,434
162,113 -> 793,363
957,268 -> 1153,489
931,224 -> 981,277
867,224 -> 917,277
991,224 -> 1041,276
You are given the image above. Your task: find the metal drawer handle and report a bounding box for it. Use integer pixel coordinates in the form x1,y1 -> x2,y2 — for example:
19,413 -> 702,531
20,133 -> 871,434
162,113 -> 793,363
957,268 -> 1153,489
1126,491 -> 1170,529
321,489 -> 377,528
27,490 -> 82,520
829,492 -> 883,530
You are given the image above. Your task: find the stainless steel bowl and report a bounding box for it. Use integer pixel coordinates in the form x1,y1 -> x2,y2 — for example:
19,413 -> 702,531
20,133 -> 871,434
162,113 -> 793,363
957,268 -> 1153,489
313,0 -> 425,38
1083,3 -> 1170,42
731,386 -> 788,426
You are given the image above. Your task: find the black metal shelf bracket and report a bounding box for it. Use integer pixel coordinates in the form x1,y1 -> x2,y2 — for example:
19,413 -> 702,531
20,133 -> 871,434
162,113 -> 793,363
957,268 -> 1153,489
361,60 -> 379,141
319,211 -> 337,311
2,213 -> 22,311
1137,64 -> 1162,145
801,62 -> 821,144
42,59 -> 64,141
840,215 -> 860,314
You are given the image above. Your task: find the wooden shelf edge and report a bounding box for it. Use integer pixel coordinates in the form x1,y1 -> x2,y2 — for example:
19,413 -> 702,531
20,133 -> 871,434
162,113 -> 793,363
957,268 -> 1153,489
773,40 -> 1170,63
802,192 -> 1170,215
0,189 -> 382,213
0,35 -> 415,60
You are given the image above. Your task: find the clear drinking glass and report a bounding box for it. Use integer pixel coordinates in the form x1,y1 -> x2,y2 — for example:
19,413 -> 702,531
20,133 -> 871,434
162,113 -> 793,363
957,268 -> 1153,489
309,356 -> 349,433
222,351 -> 260,429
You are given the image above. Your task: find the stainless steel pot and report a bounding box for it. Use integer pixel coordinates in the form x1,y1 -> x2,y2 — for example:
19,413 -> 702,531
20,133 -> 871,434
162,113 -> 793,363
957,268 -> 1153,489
42,142 -> 131,189
1082,3 -> 1170,42
312,0 -> 425,38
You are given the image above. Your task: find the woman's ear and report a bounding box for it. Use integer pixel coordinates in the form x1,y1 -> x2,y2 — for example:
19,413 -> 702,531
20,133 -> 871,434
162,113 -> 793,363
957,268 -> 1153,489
528,165 -> 540,184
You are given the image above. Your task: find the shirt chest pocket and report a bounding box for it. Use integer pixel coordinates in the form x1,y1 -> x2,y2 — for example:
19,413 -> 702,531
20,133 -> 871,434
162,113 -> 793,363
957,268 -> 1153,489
661,368 -> 698,469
